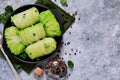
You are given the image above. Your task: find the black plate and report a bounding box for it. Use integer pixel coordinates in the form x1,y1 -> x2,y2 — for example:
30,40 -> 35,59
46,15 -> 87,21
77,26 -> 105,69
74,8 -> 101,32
3,4 -> 63,64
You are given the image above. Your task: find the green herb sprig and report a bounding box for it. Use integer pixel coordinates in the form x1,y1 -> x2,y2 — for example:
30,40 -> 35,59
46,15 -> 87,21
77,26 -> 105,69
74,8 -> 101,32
60,0 -> 67,6
67,60 -> 74,68
0,5 -> 13,23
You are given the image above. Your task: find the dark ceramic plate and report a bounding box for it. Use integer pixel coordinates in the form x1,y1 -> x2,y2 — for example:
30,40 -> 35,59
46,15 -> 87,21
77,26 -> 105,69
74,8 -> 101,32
3,4 -> 63,64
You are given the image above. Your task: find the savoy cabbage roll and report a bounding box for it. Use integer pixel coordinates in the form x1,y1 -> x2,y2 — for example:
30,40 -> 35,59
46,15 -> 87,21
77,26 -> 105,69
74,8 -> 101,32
5,27 -> 25,55
5,26 -> 18,41
19,23 -> 46,45
39,10 -> 61,37
25,38 -> 57,59
11,7 -> 40,29
39,10 -> 55,25
45,18 -> 61,37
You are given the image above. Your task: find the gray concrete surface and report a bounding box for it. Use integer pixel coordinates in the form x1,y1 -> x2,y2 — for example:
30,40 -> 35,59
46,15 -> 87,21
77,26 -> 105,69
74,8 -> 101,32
0,0 -> 120,80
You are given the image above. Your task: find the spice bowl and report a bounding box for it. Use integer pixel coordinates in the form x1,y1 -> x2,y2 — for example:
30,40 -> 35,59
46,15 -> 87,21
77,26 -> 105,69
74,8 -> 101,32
45,59 -> 67,80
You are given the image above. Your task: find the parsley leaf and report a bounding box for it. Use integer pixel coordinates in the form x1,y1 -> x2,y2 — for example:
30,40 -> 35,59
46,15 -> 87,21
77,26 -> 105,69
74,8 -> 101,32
0,5 -> 13,23
60,0 -> 67,6
67,60 -> 74,68
5,5 -> 13,14
0,13 -> 7,23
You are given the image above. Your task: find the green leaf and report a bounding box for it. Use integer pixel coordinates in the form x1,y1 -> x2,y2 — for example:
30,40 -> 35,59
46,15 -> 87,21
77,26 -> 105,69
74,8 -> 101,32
19,53 -> 28,60
0,5 -> 13,23
0,13 -> 7,23
5,5 -> 13,14
67,60 -> 74,68
60,0 -> 67,5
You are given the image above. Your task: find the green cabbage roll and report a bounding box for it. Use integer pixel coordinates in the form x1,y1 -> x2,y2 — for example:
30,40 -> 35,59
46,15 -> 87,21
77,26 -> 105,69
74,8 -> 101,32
19,23 -> 46,45
5,26 -> 18,41
39,10 -> 61,37
25,38 -> 57,59
5,26 -> 25,55
45,18 -> 61,37
11,7 -> 40,29
39,10 -> 55,25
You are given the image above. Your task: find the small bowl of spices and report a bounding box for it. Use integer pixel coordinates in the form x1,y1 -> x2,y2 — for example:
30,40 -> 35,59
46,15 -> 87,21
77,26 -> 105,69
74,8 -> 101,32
45,59 -> 67,80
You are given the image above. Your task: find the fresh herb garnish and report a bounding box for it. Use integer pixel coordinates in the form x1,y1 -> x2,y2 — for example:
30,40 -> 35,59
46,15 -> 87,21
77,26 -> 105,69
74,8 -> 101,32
0,5 -> 13,23
0,13 -> 7,23
67,60 -> 74,68
19,53 -> 28,60
5,5 -> 13,14
60,0 -> 67,6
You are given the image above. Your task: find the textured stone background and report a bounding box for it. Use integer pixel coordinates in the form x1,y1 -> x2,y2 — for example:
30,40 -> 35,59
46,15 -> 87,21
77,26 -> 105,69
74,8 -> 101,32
1,0 -> 120,80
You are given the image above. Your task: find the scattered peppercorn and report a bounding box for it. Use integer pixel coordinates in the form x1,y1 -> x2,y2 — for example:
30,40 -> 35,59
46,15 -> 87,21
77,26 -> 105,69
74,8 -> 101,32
69,32 -> 71,35
69,53 -> 71,55
76,50 -> 78,52
69,73 -> 71,76
65,52 -> 67,55
66,75 -> 68,78
75,11 -> 77,15
74,53 -> 77,55
71,49 -> 73,51
87,38 -> 89,40
66,4 -> 68,7
72,11 -> 78,17
61,42 -> 64,44
56,54 -> 59,57
67,42 -> 70,45
64,43 -> 66,46
79,51 -> 81,53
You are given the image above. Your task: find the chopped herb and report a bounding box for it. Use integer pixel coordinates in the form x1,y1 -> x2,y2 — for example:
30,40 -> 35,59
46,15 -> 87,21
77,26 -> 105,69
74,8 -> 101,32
67,60 -> 74,68
35,10 -> 38,12
29,53 -> 32,55
23,13 -> 26,18
60,0 -> 67,6
44,43 -> 49,48
33,33 -> 36,36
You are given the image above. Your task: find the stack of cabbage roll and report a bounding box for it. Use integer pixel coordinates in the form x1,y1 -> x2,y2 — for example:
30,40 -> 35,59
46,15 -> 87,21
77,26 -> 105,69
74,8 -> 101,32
5,7 -> 61,60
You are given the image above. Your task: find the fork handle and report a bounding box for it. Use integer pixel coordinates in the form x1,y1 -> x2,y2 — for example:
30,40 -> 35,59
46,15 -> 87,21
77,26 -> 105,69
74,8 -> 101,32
1,48 -> 22,80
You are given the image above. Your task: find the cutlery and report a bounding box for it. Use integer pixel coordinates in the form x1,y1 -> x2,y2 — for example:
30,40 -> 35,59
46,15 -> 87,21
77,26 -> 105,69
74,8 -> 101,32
0,33 -> 22,80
